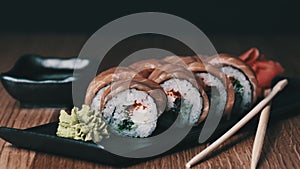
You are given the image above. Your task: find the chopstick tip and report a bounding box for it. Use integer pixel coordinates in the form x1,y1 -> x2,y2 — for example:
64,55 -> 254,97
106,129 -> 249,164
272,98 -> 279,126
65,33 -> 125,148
276,79 -> 288,91
186,163 -> 191,168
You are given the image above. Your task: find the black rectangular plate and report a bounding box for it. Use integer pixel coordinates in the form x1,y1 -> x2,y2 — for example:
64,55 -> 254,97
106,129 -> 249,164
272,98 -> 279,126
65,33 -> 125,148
0,77 -> 299,167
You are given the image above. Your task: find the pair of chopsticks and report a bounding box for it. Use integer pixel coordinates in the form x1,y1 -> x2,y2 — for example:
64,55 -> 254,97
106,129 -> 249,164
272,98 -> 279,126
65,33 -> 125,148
186,79 -> 288,168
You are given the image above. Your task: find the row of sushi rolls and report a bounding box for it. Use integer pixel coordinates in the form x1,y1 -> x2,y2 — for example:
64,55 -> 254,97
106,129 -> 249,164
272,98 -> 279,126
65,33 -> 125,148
57,48 -> 284,141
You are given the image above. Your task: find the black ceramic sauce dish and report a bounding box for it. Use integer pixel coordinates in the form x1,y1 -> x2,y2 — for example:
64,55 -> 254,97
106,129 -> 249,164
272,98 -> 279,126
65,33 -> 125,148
0,55 -> 89,108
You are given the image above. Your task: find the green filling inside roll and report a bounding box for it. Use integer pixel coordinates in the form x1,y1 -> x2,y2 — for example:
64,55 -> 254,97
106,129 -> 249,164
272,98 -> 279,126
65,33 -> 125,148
169,98 -> 181,114
231,78 -> 244,113
232,78 -> 244,98
117,119 -> 135,131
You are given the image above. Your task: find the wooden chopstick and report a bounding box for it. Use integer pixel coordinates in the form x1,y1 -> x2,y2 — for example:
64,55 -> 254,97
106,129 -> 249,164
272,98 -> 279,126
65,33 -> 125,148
186,79 -> 288,168
250,89 -> 272,169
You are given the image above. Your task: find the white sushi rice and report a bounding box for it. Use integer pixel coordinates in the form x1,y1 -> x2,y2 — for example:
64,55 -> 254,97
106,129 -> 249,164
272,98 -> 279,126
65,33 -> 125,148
220,66 -> 252,111
160,78 -> 202,125
102,89 -> 158,137
91,85 -> 109,113
196,73 -> 227,116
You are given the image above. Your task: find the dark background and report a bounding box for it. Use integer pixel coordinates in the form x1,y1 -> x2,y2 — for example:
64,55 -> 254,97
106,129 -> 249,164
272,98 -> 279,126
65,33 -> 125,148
0,1 -> 299,35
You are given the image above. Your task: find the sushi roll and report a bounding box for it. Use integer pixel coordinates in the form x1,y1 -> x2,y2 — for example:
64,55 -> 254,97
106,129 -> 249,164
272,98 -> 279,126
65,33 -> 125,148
148,63 -> 209,126
98,77 -> 167,137
85,66 -> 141,113
203,54 -> 259,113
163,55 -> 234,118
187,61 -> 235,118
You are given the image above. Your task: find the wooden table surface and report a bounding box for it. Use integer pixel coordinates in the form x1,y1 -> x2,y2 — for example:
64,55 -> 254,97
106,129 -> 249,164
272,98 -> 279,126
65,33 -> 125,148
0,32 -> 299,169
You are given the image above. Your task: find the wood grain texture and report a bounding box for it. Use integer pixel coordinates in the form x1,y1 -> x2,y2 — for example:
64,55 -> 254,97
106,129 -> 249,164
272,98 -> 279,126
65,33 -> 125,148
0,32 -> 299,169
